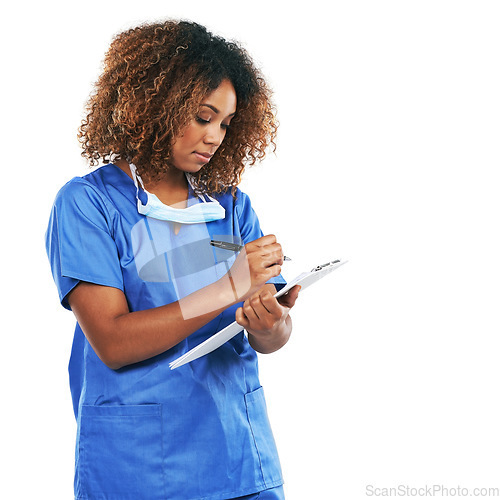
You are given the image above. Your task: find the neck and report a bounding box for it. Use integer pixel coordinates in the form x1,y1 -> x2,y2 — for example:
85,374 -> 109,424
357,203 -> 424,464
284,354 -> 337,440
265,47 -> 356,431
115,159 -> 189,207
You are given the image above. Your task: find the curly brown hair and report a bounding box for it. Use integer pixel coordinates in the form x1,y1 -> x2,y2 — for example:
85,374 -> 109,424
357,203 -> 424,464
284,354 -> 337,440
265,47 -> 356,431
78,20 -> 278,195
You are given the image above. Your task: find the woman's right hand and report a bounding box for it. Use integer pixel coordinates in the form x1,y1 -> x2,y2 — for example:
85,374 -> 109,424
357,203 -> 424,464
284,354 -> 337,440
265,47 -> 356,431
225,234 -> 284,302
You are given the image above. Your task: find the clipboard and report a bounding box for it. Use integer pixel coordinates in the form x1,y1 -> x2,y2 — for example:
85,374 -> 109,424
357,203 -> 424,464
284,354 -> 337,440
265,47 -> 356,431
169,259 -> 347,370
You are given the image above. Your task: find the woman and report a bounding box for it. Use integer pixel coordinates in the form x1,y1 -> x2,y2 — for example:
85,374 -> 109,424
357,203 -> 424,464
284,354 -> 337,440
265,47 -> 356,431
46,20 -> 300,500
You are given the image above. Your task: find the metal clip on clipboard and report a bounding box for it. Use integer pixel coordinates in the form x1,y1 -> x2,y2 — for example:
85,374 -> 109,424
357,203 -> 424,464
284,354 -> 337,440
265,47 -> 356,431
311,260 -> 341,272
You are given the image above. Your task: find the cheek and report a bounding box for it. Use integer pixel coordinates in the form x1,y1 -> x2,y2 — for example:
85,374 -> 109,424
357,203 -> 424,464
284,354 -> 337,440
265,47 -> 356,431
171,136 -> 190,159
179,124 -> 202,148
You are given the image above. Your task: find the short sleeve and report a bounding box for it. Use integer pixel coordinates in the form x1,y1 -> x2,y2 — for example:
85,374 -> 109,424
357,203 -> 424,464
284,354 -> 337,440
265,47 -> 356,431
45,179 -> 124,310
235,190 -> 287,291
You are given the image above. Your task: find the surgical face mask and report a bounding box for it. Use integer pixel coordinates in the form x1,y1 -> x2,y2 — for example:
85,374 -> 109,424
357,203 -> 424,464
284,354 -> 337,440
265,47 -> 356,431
129,163 -> 225,224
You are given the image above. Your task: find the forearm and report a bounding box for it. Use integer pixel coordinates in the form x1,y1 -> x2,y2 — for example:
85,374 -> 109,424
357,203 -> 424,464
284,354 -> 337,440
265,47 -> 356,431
69,279 -> 237,370
247,314 -> 292,354
111,293 -> 232,368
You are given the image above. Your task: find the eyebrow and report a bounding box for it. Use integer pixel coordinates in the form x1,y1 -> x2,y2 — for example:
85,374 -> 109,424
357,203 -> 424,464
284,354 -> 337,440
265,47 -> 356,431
200,104 -> 236,117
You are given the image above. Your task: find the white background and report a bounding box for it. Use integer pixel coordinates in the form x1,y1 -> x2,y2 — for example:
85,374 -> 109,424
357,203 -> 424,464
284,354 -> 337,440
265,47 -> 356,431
1,1 -> 499,498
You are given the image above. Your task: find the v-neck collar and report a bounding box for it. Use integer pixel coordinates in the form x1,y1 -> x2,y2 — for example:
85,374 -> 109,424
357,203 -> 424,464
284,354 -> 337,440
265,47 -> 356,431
108,163 -> 199,208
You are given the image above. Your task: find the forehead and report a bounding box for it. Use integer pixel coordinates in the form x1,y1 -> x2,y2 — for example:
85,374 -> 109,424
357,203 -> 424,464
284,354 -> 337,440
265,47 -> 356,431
201,79 -> 237,115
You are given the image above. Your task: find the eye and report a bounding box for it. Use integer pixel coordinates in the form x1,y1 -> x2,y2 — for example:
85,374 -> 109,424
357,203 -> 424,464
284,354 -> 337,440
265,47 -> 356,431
221,123 -> 230,130
196,116 -> 210,125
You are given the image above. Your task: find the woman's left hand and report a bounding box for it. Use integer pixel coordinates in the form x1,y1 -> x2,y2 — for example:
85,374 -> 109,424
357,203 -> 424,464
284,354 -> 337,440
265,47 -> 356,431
235,284 -> 301,353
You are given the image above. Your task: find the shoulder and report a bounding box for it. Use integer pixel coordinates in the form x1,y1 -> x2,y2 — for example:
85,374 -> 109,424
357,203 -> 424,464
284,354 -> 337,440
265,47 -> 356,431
233,188 -> 255,221
214,188 -> 262,236
213,187 -> 252,214
51,169 -> 120,227
209,187 -> 258,226
54,177 -> 105,213
55,176 -> 98,199
53,166 -> 119,210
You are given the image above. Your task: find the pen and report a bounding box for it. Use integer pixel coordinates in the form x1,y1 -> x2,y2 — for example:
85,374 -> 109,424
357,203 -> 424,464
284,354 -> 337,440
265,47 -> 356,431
210,240 -> 291,261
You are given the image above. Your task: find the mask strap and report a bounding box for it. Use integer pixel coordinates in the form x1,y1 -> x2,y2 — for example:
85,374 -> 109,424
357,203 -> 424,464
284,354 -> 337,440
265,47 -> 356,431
129,163 -> 148,209
131,168 -> 219,208
186,174 -> 209,203
205,193 -> 218,203
129,163 -> 145,190
185,174 -> 219,204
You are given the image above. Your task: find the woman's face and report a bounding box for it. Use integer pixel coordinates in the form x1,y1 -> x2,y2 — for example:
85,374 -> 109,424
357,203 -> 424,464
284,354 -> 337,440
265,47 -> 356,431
170,79 -> 237,173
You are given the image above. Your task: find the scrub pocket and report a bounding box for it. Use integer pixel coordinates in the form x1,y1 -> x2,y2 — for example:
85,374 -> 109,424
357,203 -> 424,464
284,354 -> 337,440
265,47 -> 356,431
77,404 -> 164,500
245,387 -> 283,489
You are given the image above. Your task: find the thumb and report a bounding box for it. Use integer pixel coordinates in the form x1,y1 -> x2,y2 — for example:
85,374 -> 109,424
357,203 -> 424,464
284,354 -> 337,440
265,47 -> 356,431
277,285 -> 301,308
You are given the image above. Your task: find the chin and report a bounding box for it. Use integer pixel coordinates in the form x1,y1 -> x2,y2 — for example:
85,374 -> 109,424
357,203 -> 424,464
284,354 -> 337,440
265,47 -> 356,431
186,162 -> 207,173
172,162 -> 205,174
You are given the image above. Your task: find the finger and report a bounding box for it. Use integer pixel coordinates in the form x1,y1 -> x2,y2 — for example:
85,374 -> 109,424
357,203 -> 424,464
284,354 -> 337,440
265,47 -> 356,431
247,242 -> 282,264
277,285 -> 301,308
235,306 -> 249,328
250,240 -> 283,261
268,264 -> 282,278
262,257 -> 283,269
258,242 -> 282,255
258,265 -> 282,284
261,244 -> 284,267
250,293 -> 273,319
258,242 -> 282,254
259,291 -> 283,317
243,298 -> 261,323
252,234 -> 277,247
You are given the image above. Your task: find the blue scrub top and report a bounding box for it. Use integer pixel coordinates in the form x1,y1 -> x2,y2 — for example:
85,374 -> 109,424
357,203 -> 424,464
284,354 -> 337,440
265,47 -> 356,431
45,164 -> 286,500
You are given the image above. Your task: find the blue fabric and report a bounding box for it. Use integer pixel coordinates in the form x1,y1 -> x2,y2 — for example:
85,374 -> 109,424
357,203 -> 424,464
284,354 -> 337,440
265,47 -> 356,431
232,485 -> 285,499
45,164 -> 286,500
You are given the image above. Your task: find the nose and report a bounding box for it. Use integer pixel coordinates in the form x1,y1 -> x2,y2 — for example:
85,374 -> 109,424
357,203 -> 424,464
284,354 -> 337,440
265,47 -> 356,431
204,123 -> 225,147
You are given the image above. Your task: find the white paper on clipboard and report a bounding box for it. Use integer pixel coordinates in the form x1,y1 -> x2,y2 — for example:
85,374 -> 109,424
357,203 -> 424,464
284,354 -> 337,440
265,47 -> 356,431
169,259 -> 347,370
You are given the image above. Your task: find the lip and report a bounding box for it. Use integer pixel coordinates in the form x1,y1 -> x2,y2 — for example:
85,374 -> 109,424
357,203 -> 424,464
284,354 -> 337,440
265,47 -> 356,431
193,151 -> 213,163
